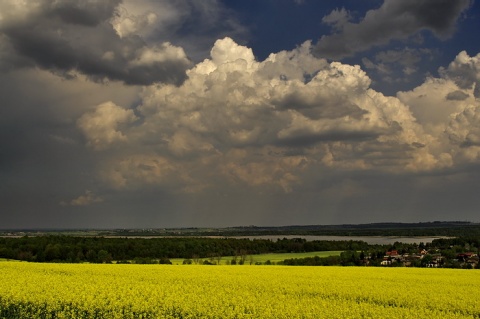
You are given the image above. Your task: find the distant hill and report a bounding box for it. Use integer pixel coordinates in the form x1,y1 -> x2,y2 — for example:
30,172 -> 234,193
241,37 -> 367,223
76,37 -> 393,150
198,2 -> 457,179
2,221 -> 479,237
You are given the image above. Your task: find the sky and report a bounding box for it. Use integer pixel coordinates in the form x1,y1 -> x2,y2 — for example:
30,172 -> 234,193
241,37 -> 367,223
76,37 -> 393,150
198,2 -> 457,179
1,0 -> 480,229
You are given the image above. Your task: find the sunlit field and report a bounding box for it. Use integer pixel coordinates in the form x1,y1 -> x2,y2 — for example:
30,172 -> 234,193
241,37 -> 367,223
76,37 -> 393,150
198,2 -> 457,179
1,262 -> 479,318
169,250 -> 343,264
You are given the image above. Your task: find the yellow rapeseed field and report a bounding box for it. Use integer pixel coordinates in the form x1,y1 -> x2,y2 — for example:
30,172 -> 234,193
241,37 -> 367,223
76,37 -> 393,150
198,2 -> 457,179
0,262 -> 479,318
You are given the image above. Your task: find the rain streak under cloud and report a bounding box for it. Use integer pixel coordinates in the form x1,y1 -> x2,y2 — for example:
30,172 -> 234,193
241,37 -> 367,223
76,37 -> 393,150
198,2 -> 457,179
1,0 -> 480,228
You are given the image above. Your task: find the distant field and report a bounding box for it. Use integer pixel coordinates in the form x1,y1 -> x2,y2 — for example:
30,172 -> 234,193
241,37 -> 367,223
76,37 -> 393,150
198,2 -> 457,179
1,262 -> 479,318
170,250 -> 343,264
0,253 -> 342,265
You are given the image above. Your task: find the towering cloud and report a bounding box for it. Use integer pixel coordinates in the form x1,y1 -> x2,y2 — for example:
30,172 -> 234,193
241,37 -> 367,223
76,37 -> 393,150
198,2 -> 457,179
78,38 -> 457,194
439,51 -> 480,98
398,51 -> 480,167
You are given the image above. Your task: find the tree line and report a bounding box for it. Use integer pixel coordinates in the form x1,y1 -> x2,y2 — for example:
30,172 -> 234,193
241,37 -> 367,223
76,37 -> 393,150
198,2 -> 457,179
0,236 -> 370,263
0,235 -> 478,267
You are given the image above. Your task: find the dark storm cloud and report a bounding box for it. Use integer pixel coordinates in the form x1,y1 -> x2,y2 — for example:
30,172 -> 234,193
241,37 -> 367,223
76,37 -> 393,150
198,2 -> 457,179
272,93 -> 367,120
275,130 -> 380,148
48,0 -> 122,26
446,90 -> 470,101
314,0 -> 471,59
0,0 -> 191,85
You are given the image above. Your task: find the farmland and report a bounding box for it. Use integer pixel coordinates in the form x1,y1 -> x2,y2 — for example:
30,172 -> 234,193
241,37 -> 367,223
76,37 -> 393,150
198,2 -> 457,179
169,250 -> 343,264
1,261 -> 479,318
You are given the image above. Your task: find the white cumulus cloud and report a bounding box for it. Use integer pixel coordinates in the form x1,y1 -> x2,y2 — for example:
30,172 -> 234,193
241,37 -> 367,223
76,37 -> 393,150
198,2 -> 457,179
77,101 -> 138,150
77,38 -> 457,193
60,190 -> 103,206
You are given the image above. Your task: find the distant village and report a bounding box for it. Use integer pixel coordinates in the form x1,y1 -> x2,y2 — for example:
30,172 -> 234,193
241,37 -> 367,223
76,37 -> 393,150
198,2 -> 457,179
378,249 -> 479,269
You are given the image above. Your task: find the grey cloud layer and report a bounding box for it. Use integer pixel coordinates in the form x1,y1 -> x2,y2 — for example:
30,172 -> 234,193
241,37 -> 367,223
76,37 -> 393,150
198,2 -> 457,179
314,0 -> 471,59
0,0 -> 247,85
77,38 -> 480,195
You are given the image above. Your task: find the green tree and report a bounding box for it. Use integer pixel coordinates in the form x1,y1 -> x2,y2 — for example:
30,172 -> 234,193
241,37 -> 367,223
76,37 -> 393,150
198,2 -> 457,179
44,244 -> 61,261
421,254 -> 433,267
85,250 -> 97,263
97,250 -> 112,263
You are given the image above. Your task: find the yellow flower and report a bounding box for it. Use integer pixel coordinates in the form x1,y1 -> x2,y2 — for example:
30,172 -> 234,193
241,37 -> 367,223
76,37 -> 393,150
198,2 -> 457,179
0,262 -> 479,318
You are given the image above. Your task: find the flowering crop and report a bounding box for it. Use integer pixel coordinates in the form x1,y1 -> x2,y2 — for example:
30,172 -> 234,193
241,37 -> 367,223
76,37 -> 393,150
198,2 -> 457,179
1,262 -> 479,318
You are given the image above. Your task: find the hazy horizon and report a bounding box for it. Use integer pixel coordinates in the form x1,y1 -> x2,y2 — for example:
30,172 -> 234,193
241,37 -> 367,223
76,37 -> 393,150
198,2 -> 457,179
1,220 -> 477,232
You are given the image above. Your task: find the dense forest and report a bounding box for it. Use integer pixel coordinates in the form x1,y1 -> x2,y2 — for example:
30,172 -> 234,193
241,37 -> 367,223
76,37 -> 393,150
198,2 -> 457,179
0,236 -> 370,263
0,235 -> 479,268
